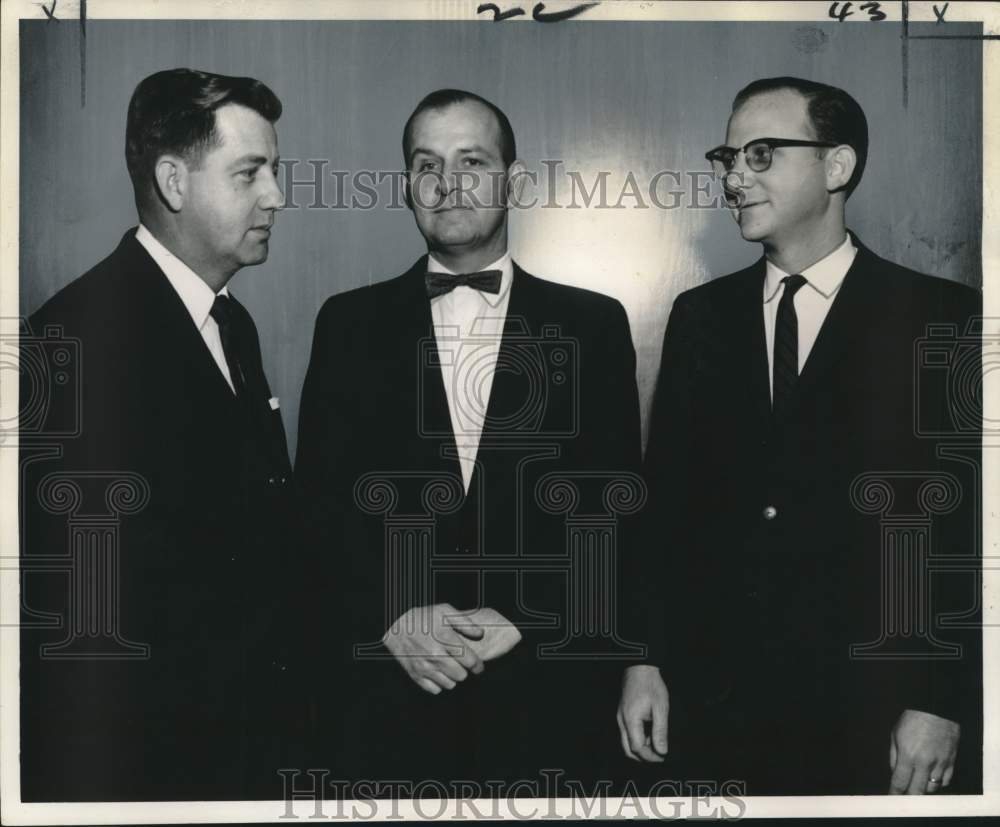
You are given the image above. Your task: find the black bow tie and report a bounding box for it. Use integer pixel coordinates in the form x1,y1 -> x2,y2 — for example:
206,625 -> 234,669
425,269 -> 503,299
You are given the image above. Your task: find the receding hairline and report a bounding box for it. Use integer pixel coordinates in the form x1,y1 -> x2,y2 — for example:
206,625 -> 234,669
404,98 -> 508,165
727,87 -> 818,138
212,100 -> 280,139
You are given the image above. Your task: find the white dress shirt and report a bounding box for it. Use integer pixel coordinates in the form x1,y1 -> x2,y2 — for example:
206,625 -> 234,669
428,251 -> 514,493
135,224 -> 235,393
763,234 -> 857,399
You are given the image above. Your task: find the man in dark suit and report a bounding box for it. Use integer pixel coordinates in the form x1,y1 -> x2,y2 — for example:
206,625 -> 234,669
297,89 -> 642,789
617,77 -> 982,795
20,68 -> 307,800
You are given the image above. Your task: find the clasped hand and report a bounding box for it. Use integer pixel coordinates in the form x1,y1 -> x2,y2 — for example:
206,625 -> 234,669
383,604 -> 522,694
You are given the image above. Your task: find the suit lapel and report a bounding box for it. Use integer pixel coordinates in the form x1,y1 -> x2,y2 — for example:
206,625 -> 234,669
734,259 -> 773,431
225,292 -> 294,475
394,257 -> 464,483
124,232 -> 242,415
791,239 -> 875,411
478,263 -> 533,447
454,262 -> 546,501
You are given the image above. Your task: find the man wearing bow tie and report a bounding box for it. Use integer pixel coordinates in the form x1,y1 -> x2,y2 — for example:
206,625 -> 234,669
617,77 -> 982,795
21,68 -> 307,800
297,89 -> 642,787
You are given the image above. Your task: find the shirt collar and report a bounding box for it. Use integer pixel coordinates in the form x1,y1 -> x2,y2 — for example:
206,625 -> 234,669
135,224 -> 228,330
426,251 -> 513,308
763,234 -> 857,303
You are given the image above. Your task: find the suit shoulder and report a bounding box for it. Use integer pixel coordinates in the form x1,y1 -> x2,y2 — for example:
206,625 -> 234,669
314,269 -> 413,327
867,253 -> 981,320
672,262 -> 759,309
29,245 -> 128,333
518,270 -> 628,324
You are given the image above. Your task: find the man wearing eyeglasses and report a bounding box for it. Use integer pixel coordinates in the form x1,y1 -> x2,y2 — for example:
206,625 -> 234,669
616,77 -> 982,795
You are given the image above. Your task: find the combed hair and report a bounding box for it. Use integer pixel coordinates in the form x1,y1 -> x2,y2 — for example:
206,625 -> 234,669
125,68 -> 282,198
402,88 -> 517,168
733,76 -> 868,197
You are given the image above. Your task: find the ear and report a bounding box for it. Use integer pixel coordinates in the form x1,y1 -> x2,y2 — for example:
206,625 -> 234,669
505,159 -> 528,206
825,144 -> 856,194
153,155 -> 187,212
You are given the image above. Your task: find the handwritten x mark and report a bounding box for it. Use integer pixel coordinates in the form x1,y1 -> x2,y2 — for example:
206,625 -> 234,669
39,0 -> 58,21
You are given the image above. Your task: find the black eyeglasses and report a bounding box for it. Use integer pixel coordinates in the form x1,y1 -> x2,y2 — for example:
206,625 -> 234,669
705,138 -> 839,175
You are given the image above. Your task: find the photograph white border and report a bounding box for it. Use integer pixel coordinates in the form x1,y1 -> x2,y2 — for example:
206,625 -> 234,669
2,0 -> 996,821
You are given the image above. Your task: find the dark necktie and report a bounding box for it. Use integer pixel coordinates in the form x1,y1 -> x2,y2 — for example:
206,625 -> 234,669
210,293 -> 291,480
209,293 -> 263,402
425,269 -> 502,299
772,273 -> 808,418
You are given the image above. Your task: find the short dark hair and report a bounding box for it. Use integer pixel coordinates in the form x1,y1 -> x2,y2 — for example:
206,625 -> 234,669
125,68 -> 282,199
732,76 -> 868,197
402,89 -> 517,169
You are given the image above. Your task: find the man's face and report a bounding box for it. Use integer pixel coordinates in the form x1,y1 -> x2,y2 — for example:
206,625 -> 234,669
182,103 -> 281,278
406,100 -> 511,259
723,89 -> 831,248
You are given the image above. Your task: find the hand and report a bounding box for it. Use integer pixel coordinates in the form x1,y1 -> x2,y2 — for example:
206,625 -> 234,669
889,708 -> 960,794
459,607 -> 522,662
383,603 -> 486,695
617,665 -> 669,762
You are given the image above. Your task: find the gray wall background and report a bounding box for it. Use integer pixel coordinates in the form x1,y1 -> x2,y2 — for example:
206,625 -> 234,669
20,20 -> 982,458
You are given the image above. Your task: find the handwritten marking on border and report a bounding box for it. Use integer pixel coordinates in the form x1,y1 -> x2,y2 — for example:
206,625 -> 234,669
478,2 -> 599,22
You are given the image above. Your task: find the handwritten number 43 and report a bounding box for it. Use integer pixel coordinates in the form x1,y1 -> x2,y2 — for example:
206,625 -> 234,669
828,2 -> 886,22
829,2 -> 950,22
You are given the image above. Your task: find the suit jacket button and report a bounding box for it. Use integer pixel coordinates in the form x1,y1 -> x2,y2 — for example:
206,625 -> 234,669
762,505 -> 778,520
